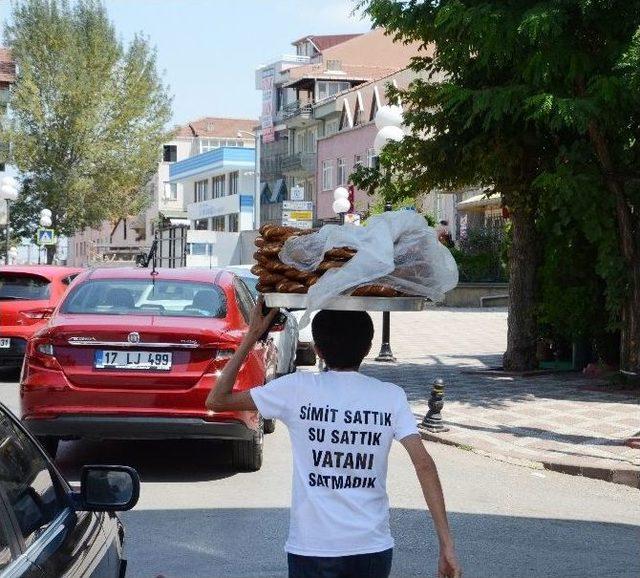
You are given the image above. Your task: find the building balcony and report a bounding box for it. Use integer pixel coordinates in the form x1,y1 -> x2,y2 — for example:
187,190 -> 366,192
281,152 -> 316,176
282,101 -> 313,127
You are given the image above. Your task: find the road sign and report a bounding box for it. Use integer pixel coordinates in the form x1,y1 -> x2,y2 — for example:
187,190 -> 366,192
283,220 -> 313,229
37,228 -> 56,245
290,186 -> 305,201
283,210 -> 313,221
282,201 -> 313,211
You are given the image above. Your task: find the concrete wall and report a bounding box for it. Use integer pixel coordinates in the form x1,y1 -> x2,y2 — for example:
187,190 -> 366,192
444,283 -> 509,308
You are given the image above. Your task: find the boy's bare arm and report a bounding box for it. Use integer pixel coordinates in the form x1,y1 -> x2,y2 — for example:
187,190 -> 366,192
205,297 -> 277,412
401,434 -> 462,578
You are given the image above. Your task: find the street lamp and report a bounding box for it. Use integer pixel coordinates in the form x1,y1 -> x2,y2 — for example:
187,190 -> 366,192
237,129 -> 261,230
38,208 -> 52,264
7,246 -> 17,264
0,176 -> 19,265
332,186 -> 350,224
372,105 -> 405,363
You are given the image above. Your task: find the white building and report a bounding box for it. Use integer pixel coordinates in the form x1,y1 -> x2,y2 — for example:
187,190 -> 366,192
67,117 -> 256,267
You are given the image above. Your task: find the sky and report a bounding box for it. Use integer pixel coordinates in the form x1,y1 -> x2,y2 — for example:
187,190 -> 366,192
0,0 -> 372,126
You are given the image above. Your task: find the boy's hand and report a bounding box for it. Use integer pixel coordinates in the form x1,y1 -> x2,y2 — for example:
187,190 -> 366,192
438,544 -> 461,578
247,296 -> 279,341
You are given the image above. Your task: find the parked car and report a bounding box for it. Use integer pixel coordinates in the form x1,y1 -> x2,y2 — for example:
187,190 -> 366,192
225,265 -> 298,376
0,402 -> 139,577
0,266 -> 82,371
20,267 -> 279,471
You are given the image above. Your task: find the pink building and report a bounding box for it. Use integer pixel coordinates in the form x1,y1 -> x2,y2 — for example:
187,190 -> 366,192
314,68 -> 418,222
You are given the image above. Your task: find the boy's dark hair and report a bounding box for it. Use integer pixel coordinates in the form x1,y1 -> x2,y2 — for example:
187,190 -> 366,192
312,310 -> 374,369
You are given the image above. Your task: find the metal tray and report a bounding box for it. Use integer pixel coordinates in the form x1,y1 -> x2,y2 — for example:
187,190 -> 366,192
263,293 -> 432,311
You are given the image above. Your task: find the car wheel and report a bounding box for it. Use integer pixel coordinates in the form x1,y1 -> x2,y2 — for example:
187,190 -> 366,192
232,421 -> 264,472
264,419 -> 276,434
296,348 -> 317,367
37,436 -> 59,459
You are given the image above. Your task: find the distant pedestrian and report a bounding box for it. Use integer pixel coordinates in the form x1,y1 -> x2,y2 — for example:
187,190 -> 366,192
437,220 -> 454,248
206,298 -> 461,578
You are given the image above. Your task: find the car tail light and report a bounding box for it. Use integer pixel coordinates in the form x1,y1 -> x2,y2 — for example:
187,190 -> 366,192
26,338 -> 62,371
205,348 -> 235,373
18,307 -> 55,325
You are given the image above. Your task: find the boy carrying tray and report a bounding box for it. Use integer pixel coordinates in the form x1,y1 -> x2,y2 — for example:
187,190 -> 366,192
206,297 -> 461,578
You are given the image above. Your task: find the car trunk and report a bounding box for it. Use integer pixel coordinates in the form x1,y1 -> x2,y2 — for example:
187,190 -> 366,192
49,314 -> 236,390
0,272 -> 52,326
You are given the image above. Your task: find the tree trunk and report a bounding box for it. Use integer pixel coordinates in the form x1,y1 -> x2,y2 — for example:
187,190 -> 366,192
503,198 -> 539,371
587,122 -> 640,373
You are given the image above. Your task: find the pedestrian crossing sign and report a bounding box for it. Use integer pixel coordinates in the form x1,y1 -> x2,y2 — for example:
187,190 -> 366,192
37,228 -> 55,245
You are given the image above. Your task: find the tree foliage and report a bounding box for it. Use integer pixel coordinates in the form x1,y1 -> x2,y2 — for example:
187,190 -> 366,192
355,0 -> 639,371
4,0 -> 173,239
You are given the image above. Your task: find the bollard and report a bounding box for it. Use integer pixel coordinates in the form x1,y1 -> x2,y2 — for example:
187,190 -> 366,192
421,378 -> 449,432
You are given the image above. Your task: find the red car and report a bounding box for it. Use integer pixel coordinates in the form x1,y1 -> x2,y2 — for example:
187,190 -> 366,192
20,267 -> 278,471
0,265 -> 81,370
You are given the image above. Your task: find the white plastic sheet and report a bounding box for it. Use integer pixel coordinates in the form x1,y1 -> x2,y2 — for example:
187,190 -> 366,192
279,211 -> 459,324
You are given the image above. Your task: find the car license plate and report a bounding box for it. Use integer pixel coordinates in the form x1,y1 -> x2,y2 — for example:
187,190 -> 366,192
0,338 -> 10,349
94,350 -> 172,371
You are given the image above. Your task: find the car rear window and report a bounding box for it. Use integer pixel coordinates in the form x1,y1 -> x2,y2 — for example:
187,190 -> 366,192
62,279 -> 227,318
0,273 -> 51,301
238,275 -> 258,299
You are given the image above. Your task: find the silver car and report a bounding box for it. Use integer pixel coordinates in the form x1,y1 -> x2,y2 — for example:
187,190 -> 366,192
225,266 -> 299,376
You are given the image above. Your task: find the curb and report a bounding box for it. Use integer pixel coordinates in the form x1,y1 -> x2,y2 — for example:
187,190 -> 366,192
418,426 -> 640,490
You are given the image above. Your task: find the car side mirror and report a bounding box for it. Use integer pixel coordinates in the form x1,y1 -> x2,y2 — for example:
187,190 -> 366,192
79,465 -> 140,511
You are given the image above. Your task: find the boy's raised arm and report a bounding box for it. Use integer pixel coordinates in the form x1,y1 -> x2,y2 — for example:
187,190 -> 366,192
401,434 -> 462,578
205,297 -> 277,412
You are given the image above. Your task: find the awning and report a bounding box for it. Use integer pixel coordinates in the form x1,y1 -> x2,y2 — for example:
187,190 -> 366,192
457,193 -> 501,209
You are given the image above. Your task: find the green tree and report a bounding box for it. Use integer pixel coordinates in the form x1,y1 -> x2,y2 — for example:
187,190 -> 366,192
355,0 -> 638,372
4,0 -> 172,262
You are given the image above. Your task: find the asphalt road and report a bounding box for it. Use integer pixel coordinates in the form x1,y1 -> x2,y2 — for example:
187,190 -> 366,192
1,372 -> 639,578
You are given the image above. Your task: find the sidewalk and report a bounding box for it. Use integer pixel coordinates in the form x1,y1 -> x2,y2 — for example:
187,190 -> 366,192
360,309 -> 640,489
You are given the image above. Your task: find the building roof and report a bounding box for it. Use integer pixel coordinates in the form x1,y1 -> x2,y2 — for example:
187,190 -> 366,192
284,28 -> 423,86
0,47 -> 16,84
291,34 -> 363,52
174,117 -> 258,139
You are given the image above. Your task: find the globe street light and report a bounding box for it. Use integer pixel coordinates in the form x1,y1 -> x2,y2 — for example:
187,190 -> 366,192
372,106 -> 405,363
332,186 -> 350,224
237,129 -> 261,230
38,208 -> 53,264
0,176 -> 19,265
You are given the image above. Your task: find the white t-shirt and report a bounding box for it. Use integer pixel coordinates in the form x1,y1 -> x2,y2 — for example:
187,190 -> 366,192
250,370 -> 419,557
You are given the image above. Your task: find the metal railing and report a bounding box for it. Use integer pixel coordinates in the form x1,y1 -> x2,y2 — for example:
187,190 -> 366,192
281,151 -> 316,174
281,101 -> 313,120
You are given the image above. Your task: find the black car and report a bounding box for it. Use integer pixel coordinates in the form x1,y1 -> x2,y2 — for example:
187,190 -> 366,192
0,403 -> 139,577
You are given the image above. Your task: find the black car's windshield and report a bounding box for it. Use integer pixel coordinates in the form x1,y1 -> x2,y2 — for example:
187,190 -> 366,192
62,279 -> 227,318
0,273 -> 51,301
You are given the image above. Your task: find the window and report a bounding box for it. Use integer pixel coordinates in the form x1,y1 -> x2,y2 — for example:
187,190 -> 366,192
162,145 -> 177,162
199,139 -> 220,153
306,130 -> 316,152
234,278 -> 256,323
212,175 -> 226,198
296,132 -> 304,153
354,154 -> 362,167
194,179 -> 208,202
195,219 -> 208,230
0,413 -> 66,549
316,81 -> 351,101
211,216 -> 225,232
62,279 -> 227,318
228,213 -> 239,232
165,183 -> 178,201
229,171 -> 239,196
336,158 -> 346,186
0,273 -> 51,300
322,160 -> 334,191
325,119 -> 339,136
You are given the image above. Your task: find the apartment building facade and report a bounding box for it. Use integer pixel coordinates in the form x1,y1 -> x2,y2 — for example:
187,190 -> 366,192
68,117 -> 255,266
256,29 -> 423,227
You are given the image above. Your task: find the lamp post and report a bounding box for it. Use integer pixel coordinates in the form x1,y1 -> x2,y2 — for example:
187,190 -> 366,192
7,246 -> 17,265
0,176 -> 19,265
38,208 -> 52,264
237,129 -> 261,230
332,186 -> 350,224
372,105 -> 405,363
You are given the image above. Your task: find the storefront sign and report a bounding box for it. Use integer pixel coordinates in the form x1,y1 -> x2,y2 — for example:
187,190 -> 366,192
282,200 -> 313,211
261,68 -> 275,143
